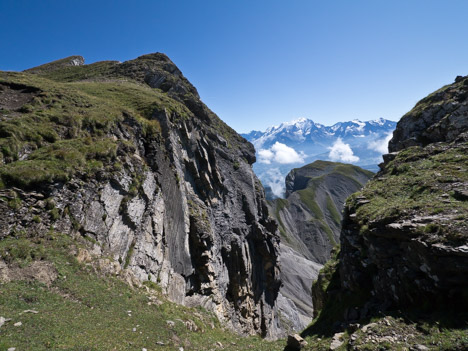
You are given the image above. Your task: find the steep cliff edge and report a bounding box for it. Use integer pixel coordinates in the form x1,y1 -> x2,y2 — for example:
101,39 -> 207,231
0,54 -> 283,337
304,76 -> 468,350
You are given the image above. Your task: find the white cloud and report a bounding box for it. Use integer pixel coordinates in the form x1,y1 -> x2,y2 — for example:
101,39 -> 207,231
328,138 -> 360,163
263,168 -> 286,198
258,142 -> 305,164
367,132 -> 393,154
258,149 -> 274,164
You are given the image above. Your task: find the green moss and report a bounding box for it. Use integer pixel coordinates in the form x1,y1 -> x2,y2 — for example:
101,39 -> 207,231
274,198 -> 289,237
0,71 -> 184,190
124,241 -> 135,269
0,138 -> 117,189
298,187 -> 324,220
351,142 -> 468,243
325,194 -> 341,225
50,207 -> 60,221
7,197 -> 22,210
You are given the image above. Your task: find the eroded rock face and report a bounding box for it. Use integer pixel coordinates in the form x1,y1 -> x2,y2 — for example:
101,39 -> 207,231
340,199 -> 468,306
0,54 -> 283,338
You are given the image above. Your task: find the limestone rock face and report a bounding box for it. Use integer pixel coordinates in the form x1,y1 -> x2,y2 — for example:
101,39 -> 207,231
0,53 -> 283,338
338,76 -> 468,310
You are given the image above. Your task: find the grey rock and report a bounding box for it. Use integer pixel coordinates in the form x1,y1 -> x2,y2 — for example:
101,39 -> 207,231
20,310 -> 38,314
274,161 -> 372,265
389,76 -> 468,152
275,244 -> 322,333
287,334 -> 308,350
330,332 -> 345,350
270,161 -> 371,333
361,322 -> 378,333
0,316 -> 11,328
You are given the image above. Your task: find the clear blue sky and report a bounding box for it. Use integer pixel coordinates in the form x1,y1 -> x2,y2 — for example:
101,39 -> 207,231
2,1 -> 468,133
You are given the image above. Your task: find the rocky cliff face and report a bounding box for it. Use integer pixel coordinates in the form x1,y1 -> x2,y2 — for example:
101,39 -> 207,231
338,75 -> 468,310
0,54 -> 283,337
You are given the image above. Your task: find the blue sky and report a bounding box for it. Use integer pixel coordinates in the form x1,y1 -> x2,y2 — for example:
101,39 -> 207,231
2,0 -> 468,132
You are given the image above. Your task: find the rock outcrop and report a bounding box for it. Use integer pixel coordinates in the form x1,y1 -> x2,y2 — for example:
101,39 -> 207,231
338,75 -> 468,310
389,75 -> 468,152
0,54 -> 284,338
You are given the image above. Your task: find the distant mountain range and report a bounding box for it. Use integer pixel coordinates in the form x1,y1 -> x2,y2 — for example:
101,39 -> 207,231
241,117 -> 397,197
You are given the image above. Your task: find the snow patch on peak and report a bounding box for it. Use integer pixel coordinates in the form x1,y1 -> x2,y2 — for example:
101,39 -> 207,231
370,117 -> 387,126
291,117 -> 309,124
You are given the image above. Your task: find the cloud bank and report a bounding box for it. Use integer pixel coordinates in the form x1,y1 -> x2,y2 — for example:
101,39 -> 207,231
262,168 -> 286,198
258,142 -> 305,164
328,138 -> 359,163
367,132 -> 393,154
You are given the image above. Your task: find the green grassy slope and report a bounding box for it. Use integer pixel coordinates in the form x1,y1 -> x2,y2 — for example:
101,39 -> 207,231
349,142 -> 468,243
0,233 -> 283,351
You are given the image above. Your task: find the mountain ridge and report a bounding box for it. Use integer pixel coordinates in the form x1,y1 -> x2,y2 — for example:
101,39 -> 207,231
243,117 -> 396,150
241,117 -> 396,197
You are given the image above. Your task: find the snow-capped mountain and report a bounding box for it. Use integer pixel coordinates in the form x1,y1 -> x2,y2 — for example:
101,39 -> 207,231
241,117 -> 397,197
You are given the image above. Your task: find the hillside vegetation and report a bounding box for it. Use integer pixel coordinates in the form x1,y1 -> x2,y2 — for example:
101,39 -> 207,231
0,232 -> 283,351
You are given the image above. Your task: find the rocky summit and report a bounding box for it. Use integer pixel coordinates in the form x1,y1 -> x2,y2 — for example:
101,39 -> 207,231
0,54 -> 287,339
